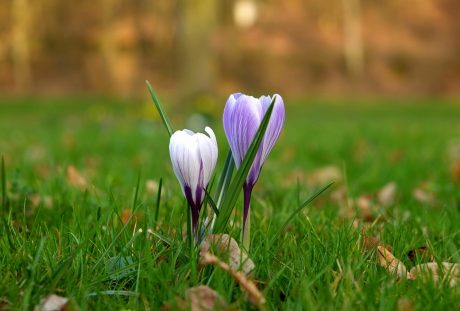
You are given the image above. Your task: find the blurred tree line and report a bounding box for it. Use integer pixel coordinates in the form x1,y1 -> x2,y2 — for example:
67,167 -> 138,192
0,0 -> 459,99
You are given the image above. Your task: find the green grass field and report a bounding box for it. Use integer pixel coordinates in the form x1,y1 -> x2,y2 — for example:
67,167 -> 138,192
1,97 -> 459,310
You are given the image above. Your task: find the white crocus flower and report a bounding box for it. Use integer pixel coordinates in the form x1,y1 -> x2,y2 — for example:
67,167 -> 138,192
169,127 -> 218,236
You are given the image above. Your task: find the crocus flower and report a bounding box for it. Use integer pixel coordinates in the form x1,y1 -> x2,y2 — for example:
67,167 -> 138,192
223,93 -> 285,249
169,127 -> 218,238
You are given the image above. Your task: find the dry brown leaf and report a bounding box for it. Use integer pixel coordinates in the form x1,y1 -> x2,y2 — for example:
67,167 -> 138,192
145,179 -> 159,194
34,294 -> 71,311
307,166 -> 342,186
29,194 -> 53,210
362,236 -> 393,253
377,182 -> 397,207
200,252 -> 266,310
451,160 -> 460,182
0,298 -> 11,311
410,262 -> 459,287
185,286 -> 227,311
356,195 -> 375,221
407,246 -> 434,263
121,209 -> 143,225
412,187 -> 435,205
29,194 -> 42,209
200,234 -> 255,275
66,166 -> 87,190
377,245 -> 409,279
396,297 -> 414,311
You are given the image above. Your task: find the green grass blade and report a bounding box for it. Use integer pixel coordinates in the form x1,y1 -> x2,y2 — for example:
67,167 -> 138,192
146,80 -> 174,136
275,182 -> 334,238
1,156 -> 6,209
154,178 -> 163,223
214,151 -> 235,208
213,96 -> 276,233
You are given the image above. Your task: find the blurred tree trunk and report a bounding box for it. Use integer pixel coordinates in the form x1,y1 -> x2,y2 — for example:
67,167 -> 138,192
101,0 -> 118,94
178,0 -> 217,99
342,0 -> 364,78
12,0 -> 31,91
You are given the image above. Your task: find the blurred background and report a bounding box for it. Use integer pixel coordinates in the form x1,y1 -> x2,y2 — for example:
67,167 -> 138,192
1,0 -> 459,101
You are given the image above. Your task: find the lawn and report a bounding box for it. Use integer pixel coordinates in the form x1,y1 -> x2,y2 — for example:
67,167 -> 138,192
1,96 -> 459,310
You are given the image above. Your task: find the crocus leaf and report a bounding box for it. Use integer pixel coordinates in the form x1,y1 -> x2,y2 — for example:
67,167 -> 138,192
146,80 -> 174,137
214,151 -> 235,208
204,188 -> 219,216
213,96 -> 276,233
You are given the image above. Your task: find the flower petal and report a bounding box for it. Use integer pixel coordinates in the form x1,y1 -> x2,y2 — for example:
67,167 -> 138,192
259,94 -> 285,165
224,94 -> 262,167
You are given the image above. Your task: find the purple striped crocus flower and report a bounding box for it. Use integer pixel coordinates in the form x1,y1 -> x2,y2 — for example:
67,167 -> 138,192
223,93 -> 285,248
169,127 -> 218,238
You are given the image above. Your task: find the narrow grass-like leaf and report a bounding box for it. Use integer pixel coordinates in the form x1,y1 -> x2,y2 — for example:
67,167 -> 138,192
214,151 -> 235,208
146,80 -> 174,136
132,171 -> 141,209
1,156 -> 6,209
154,178 -> 163,223
213,96 -> 276,233
275,182 -> 334,238
91,187 -> 143,272
204,188 -> 219,216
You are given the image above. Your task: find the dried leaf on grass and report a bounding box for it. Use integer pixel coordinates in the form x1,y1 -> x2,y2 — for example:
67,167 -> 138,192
200,252 -> 266,310
185,286 -> 227,311
412,185 -> 436,205
362,236 -> 393,253
307,166 -> 342,186
451,160 -> 460,182
377,182 -> 397,207
0,298 -> 11,311
376,245 -> 409,279
34,294 -> 72,311
396,298 -> 414,311
368,239 -> 459,288
29,194 -> 53,210
200,234 -> 255,275
66,166 -> 87,190
407,246 -> 434,263
282,166 -> 342,188
161,286 -> 227,311
145,179 -> 159,194
410,262 -> 459,287
121,209 -> 143,225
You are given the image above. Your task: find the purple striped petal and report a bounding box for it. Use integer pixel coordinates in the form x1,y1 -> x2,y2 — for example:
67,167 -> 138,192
223,93 -> 285,187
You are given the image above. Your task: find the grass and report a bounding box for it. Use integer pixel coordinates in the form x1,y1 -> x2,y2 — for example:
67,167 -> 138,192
0,96 -> 459,310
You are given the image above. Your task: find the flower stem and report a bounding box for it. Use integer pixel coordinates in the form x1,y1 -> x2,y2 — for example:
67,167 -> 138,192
242,183 -> 253,250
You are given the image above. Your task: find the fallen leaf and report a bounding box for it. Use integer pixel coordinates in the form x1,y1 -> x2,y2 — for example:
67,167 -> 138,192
412,187 -> 436,205
410,262 -> 459,287
66,166 -> 87,190
377,245 -> 409,279
356,195 -> 375,221
200,252 -> 266,310
0,298 -> 11,311
407,246 -> 434,263
377,182 -> 397,207
29,194 -> 42,209
362,236 -> 393,253
145,179 -> 159,194
121,209 -> 143,225
451,160 -> 460,182
185,286 -> 227,311
396,297 -> 414,311
308,166 -> 342,186
200,234 -> 255,275
34,294 -> 71,311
